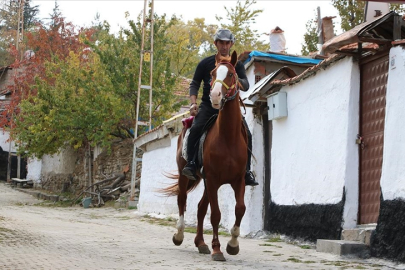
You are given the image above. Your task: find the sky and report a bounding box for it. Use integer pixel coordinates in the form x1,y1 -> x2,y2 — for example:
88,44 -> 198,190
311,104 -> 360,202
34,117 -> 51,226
31,0 -> 342,55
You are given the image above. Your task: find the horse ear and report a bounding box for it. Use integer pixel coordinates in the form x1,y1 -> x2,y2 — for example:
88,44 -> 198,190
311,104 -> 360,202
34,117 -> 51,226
230,50 -> 238,66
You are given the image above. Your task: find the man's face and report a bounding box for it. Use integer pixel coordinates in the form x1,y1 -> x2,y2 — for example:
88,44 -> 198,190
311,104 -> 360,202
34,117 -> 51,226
214,40 -> 233,57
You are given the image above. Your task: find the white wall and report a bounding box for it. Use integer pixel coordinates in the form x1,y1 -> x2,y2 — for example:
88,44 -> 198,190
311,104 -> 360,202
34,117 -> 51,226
41,147 -> 77,175
380,46 -> 405,201
270,57 -> 360,228
26,157 -> 42,183
138,124 -> 265,235
0,130 -> 16,152
1,130 -> 42,182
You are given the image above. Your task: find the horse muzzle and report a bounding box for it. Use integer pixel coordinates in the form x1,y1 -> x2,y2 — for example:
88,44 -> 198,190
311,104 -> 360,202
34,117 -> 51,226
209,92 -> 223,110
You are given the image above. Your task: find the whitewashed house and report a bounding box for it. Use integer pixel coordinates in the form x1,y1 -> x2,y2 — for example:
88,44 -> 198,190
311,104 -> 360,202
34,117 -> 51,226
246,11 -> 405,262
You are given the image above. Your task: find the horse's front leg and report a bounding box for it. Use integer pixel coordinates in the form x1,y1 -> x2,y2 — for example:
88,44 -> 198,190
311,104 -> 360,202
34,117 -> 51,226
194,189 -> 211,254
226,180 -> 246,255
173,174 -> 188,246
208,189 -> 226,261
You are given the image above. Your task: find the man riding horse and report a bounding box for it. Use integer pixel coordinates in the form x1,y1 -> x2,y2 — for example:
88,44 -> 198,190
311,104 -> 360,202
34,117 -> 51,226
182,29 -> 259,187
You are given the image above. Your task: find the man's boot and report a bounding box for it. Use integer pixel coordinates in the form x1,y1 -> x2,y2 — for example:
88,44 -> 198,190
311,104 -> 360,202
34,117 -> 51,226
245,170 -> 258,186
182,161 -> 198,181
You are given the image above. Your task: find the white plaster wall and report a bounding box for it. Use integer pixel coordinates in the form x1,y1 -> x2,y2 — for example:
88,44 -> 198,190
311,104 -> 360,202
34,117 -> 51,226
271,57 -> 359,226
342,60 -> 360,229
138,124 -> 264,235
0,130 -> 17,152
41,147 -> 77,174
26,157 -> 42,183
1,131 -> 42,183
380,46 -> 405,201
245,65 -> 256,93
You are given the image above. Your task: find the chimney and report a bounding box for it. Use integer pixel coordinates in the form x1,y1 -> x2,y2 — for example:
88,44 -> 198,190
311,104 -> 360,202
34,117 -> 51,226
322,16 -> 336,43
364,2 -> 389,22
269,26 -> 286,53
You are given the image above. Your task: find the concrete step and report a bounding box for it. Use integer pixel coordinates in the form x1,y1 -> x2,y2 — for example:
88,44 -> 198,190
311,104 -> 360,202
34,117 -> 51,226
341,225 -> 376,246
316,239 -> 370,257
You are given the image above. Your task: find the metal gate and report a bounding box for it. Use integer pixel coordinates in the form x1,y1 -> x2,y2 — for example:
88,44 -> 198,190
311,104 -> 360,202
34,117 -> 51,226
359,54 -> 389,224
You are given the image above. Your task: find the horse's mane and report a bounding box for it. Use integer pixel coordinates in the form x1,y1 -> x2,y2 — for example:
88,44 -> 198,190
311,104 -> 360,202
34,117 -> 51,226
216,54 -> 232,64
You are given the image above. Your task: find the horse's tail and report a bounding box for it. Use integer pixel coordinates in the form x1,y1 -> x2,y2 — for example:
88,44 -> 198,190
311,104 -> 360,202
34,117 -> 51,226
160,171 -> 202,197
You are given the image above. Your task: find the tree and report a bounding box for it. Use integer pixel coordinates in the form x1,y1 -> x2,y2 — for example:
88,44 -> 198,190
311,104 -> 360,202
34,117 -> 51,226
0,0 -> 39,66
13,51 -> 125,158
215,0 -> 267,55
301,14 -> 318,56
166,18 -> 216,77
332,0 -> 365,31
301,1 -> 405,55
0,12 -> 96,133
332,0 -> 405,31
88,12 -> 187,137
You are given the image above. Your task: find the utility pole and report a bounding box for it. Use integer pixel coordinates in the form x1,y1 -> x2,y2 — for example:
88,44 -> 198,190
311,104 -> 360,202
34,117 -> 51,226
316,6 -> 324,55
7,0 -> 24,182
130,0 -> 154,202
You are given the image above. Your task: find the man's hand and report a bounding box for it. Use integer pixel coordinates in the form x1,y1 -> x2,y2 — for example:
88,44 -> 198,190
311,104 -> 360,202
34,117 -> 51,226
190,103 -> 198,116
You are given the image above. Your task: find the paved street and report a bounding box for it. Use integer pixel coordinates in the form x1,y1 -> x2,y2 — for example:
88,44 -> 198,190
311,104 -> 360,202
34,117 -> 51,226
1,182 -> 404,270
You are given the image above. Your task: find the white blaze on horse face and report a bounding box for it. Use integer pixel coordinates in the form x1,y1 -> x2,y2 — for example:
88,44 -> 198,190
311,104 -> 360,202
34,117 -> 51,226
210,65 -> 228,109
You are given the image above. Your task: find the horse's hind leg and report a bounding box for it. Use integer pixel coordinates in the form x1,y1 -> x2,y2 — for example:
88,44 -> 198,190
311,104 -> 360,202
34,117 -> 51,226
173,175 -> 188,246
226,182 -> 246,255
194,189 -> 210,254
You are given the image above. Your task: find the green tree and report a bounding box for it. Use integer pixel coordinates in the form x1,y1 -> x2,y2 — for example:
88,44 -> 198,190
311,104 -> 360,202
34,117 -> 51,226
332,0 -> 405,31
215,0 -> 267,55
301,14 -> 318,56
301,1 -> 405,55
0,0 -> 39,66
166,18 -> 216,77
14,51 -> 125,158
90,12 -> 186,137
332,0 -> 365,31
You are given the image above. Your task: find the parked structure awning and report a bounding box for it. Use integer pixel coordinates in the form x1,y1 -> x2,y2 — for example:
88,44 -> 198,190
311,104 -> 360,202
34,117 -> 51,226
322,11 -> 405,56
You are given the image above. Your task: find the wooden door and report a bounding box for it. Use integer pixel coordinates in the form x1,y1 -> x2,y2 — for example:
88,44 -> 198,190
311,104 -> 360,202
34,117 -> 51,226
359,54 -> 389,224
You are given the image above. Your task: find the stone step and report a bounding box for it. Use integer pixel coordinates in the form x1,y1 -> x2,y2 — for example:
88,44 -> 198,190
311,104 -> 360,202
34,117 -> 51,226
316,239 -> 370,257
341,225 -> 376,246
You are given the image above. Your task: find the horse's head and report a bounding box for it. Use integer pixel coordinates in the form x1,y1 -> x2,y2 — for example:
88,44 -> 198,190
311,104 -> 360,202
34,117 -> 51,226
210,50 -> 239,110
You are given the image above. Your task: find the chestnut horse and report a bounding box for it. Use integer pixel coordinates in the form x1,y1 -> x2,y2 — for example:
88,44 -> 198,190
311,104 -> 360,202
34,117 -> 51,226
164,51 -> 247,261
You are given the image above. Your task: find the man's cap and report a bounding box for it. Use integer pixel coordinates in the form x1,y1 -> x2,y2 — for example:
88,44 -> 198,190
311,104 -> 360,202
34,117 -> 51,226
214,29 -> 235,43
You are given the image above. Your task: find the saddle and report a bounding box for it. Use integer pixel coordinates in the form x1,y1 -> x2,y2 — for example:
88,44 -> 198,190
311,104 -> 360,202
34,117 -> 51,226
181,114 -> 218,169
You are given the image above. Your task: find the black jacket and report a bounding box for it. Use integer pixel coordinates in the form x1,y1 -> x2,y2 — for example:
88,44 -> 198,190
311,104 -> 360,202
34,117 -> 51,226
189,54 -> 249,104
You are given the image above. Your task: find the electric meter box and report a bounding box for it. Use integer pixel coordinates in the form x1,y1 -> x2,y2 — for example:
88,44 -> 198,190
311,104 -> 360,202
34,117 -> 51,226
267,92 -> 287,120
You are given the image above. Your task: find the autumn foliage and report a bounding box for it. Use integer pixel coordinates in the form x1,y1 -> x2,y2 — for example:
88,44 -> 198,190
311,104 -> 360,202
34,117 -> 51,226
0,16 -> 96,134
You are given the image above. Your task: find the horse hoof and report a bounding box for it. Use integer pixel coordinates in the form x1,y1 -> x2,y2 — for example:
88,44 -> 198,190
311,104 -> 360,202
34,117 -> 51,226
172,234 -> 183,246
226,244 -> 239,255
197,244 -> 211,254
211,252 -> 226,261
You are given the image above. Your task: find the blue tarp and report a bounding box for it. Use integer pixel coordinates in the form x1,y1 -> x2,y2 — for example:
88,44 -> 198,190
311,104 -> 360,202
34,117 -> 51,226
244,51 -> 322,65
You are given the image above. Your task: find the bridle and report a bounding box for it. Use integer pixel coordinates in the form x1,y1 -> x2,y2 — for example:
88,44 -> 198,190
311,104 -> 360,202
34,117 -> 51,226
210,61 -> 239,109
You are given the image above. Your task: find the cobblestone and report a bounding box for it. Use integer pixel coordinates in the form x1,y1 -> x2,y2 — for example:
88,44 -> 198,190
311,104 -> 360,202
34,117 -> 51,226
1,182 -> 405,270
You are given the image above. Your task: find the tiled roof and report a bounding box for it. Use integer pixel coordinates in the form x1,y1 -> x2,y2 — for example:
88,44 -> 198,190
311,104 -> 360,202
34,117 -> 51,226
267,54 -> 346,92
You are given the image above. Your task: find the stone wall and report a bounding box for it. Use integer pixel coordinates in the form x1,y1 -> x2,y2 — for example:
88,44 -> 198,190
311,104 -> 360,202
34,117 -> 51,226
93,139 -> 135,183
36,139 -> 142,195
